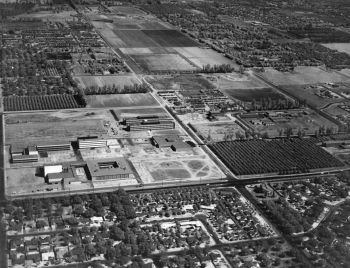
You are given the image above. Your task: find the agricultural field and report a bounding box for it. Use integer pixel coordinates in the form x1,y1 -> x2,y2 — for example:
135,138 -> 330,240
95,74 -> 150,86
4,95 -> 83,112
322,43 -> 350,56
5,110 -> 109,144
146,74 -> 214,91
209,72 -> 269,90
259,67 -> 350,86
173,47 -> 238,69
85,93 -> 159,108
130,53 -> 197,72
281,84 -> 346,109
223,87 -> 286,102
241,109 -> 338,138
209,139 -> 344,176
74,74 -> 140,90
141,30 -> 199,47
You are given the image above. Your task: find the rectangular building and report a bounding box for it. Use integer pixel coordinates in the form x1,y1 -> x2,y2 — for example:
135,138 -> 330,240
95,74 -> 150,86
86,158 -> 133,181
78,136 -> 107,149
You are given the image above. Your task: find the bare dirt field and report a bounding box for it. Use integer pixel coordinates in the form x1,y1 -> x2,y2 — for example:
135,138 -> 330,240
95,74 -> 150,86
6,167 -> 46,195
16,10 -> 76,21
209,73 -> 268,90
146,74 -> 214,91
74,75 -> 139,89
5,111 -> 108,143
322,43 -> 350,56
339,68 -> 350,78
85,93 -> 159,108
260,67 -> 350,85
173,47 -> 237,69
130,54 -> 197,72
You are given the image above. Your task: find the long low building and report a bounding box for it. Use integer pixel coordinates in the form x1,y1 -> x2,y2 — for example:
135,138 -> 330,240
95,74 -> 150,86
36,141 -> 71,153
123,115 -> 175,131
78,136 -> 107,149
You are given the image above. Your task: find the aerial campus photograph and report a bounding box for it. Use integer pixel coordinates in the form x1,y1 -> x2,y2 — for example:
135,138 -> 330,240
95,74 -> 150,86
1,0 -> 350,268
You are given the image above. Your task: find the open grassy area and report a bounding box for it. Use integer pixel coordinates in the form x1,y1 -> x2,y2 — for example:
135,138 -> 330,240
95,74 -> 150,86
86,93 -> 159,108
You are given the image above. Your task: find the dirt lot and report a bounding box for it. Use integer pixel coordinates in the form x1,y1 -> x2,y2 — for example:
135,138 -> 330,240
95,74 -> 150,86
74,75 -> 139,89
209,73 -> 268,90
173,47 -> 237,69
260,67 -> 350,85
6,167 -> 46,195
322,43 -> 350,56
147,74 -> 214,91
5,111 -> 108,143
130,54 -> 197,72
86,93 -> 159,108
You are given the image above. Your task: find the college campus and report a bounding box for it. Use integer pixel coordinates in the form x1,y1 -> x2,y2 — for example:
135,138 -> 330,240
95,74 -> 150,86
0,0 -> 350,268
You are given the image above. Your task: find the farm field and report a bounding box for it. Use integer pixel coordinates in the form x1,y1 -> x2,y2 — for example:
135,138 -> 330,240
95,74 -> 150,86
146,74 -> 214,91
209,139 -> 344,176
210,72 -> 268,90
322,43 -> 350,56
260,67 -> 350,85
141,30 -> 199,47
85,93 -> 159,108
130,54 -> 197,72
74,74 -> 139,90
281,84 -> 345,109
192,121 -> 245,142
223,87 -> 288,102
5,110 -> 108,143
173,47 -> 237,68
242,109 -> 339,138
4,95 -> 83,112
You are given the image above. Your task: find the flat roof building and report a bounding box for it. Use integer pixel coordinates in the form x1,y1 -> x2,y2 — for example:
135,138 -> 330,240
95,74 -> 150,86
86,157 -> 133,181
